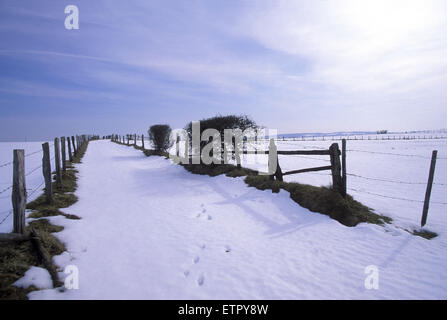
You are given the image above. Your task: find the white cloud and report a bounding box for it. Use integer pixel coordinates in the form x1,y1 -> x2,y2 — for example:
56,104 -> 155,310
235,0 -> 447,94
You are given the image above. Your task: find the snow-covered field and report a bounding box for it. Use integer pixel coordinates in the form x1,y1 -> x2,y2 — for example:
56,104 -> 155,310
10,139 -> 445,299
239,138 -> 447,234
0,141 -> 54,233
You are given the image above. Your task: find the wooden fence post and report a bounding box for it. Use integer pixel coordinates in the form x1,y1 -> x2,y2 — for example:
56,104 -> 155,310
54,138 -> 62,184
275,154 -> 283,181
329,143 -> 343,194
341,139 -> 347,197
67,136 -> 73,162
176,135 -> 180,158
42,142 -> 53,203
71,135 -> 77,155
184,135 -> 189,163
12,150 -> 26,234
142,134 -> 145,149
61,137 -> 66,171
421,150 -> 438,227
268,138 -> 278,181
236,146 -> 242,169
134,134 -> 137,146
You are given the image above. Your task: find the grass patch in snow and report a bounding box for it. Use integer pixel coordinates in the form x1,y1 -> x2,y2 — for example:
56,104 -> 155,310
0,240 -> 39,299
27,192 -> 78,211
182,163 -> 258,178
410,229 -> 438,240
142,149 -> 169,158
244,175 -> 392,227
53,170 -> 78,194
72,141 -> 89,164
0,141 -> 88,299
112,140 -> 171,158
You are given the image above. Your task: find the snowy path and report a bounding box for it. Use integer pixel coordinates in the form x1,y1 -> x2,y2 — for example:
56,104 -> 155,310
30,140 -> 447,299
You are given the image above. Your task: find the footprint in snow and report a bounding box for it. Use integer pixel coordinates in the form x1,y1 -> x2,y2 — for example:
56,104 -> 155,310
183,270 -> 190,277
197,275 -> 205,286
201,208 -> 207,213
193,256 -> 200,264
195,212 -> 212,221
224,245 -> 231,253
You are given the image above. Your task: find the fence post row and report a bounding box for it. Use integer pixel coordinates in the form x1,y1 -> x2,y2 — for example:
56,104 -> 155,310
54,137 -> 62,184
142,134 -> 145,149
42,142 -> 53,203
12,150 -> 26,234
3,135 -> 98,236
421,150 -> 438,227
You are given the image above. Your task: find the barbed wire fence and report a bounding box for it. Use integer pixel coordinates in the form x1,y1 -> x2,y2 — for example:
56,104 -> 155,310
0,144 -> 56,227
246,138 -> 446,227
268,134 -> 447,143
0,137 -> 84,232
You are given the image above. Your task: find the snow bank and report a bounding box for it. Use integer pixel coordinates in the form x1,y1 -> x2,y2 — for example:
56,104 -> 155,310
13,266 -> 53,290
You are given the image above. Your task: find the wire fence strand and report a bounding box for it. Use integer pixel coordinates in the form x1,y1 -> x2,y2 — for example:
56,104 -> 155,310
348,187 -> 447,205
0,209 -> 13,225
24,148 -> 43,158
0,185 -> 13,195
347,173 -> 447,186
0,160 -> 13,169
346,149 -> 447,159
25,164 -> 42,177
27,181 -> 45,198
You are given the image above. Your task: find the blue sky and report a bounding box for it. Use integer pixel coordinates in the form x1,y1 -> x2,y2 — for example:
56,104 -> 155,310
1,0 -> 446,141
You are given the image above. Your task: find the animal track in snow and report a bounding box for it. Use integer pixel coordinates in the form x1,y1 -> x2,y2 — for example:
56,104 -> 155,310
195,212 -> 212,221
193,256 -> 200,264
197,274 -> 205,286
